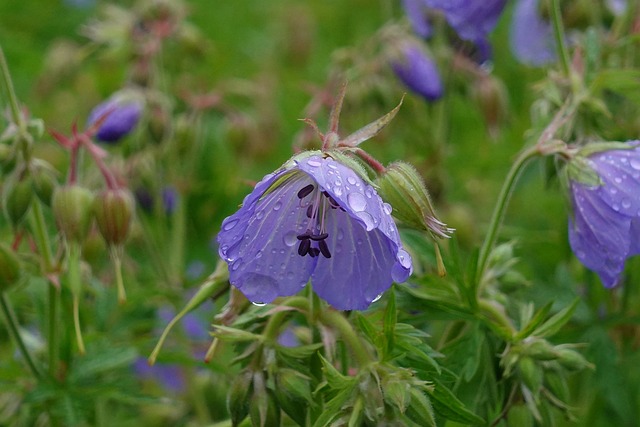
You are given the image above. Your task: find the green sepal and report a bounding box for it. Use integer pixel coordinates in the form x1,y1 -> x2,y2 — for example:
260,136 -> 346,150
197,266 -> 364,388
51,185 -> 95,243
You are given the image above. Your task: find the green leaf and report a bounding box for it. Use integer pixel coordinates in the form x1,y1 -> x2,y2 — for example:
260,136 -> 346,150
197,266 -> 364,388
427,381 -> 484,425
354,312 -> 382,349
383,288 -> 397,357
69,346 -> 137,382
312,385 -> 355,427
531,298 -> 580,338
318,354 -> 351,391
515,302 -> 553,340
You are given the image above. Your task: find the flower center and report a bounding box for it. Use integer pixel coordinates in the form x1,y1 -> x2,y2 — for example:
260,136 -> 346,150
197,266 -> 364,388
295,184 -> 343,259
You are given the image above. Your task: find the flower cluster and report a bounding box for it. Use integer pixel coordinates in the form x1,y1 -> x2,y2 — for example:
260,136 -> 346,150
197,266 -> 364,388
568,142 -> 640,287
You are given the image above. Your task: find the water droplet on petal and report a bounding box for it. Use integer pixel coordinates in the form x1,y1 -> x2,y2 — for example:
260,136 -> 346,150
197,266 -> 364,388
231,258 -> 243,271
256,250 -> 263,259
221,244 -> 229,253
337,229 -> 344,240
630,158 -> 640,170
256,210 -> 265,219
273,201 -> 282,211
365,187 -> 374,198
357,238 -> 363,245
609,187 -> 618,195
307,159 -> 322,167
356,211 -> 376,230
334,187 -> 343,196
371,294 -> 382,303
622,199 -> 631,209
223,219 -> 239,231
397,249 -> 412,269
347,193 -> 367,212
347,176 -> 357,185
284,231 -> 298,246
613,204 -> 620,211
328,163 -> 338,170
252,301 -> 267,307
383,203 -> 392,215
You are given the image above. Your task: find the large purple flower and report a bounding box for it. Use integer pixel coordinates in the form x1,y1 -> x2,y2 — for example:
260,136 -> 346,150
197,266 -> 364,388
87,94 -> 142,143
509,0 -> 556,66
217,154 -> 412,310
392,42 -> 444,102
568,142 -> 640,287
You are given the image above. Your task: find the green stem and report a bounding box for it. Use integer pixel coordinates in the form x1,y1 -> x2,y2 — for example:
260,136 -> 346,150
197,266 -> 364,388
475,146 -> 540,291
550,0 -> 571,77
0,45 -> 23,126
0,293 -> 43,379
318,310 -> 373,367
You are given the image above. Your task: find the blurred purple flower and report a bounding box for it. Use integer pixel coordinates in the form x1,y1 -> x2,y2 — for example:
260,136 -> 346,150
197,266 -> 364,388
510,0 -> 557,66
217,154 -> 412,310
277,327 -> 300,348
133,358 -> 185,392
87,95 -> 142,143
606,0 -> 627,15
568,142 -> 640,287
162,186 -> 179,214
392,43 -> 444,102
402,0 -> 432,38
135,186 -> 179,214
424,0 -> 507,45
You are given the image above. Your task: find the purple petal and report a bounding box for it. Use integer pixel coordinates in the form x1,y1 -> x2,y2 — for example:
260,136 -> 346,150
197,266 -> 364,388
402,0 -> 432,38
391,43 -> 444,102
588,147 -> 640,218
569,183 -> 631,287
510,0 -> 556,66
310,207 -> 400,310
629,218 -> 640,256
425,0 -> 507,44
218,170 -> 316,304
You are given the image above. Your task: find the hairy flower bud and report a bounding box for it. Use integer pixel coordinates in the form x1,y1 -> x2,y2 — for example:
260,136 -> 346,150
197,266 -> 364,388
52,185 -> 95,242
0,243 -> 21,292
227,370 -> 253,425
3,172 -> 33,228
93,188 -> 135,245
518,356 -> 543,392
376,161 -> 453,240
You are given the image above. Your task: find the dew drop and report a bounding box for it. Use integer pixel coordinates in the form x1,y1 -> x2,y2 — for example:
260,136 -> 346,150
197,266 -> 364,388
223,219 -> 239,231
256,250 -> 263,259
287,271 -> 295,279
328,162 -> 338,170
221,244 -> 229,254
335,180 -> 342,186
613,204 -> 620,211
365,187 -> 374,198
614,177 -> 622,184
347,193 -> 367,212
630,158 -> 640,170
273,201 -> 282,211
334,187 -> 343,196
231,258 -> 243,271
284,231 -> 298,246
307,159 -> 322,167
356,211 -> 376,230
397,249 -> 412,269
357,238 -> 363,245
609,188 -> 618,195
347,176 -> 357,185
337,228 -> 344,240
371,294 -> 383,303
256,210 -> 265,220
252,301 -> 267,307
383,203 -> 393,215
622,199 -> 631,209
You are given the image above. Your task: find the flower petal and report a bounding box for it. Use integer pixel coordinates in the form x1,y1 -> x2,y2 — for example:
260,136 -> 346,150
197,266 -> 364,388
569,183 -> 631,287
310,208 -> 400,310
218,170 -> 316,303
509,0 -> 556,66
589,146 -> 640,217
425,0 -> 506,44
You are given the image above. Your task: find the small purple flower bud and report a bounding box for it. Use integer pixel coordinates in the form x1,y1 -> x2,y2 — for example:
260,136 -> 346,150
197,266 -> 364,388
567,141 -> 640,287
87,93 -> 142,143
391,43 -> 444,102
162,186 -> 179,214
133,357 -> 185,392
402,0 -> 432,38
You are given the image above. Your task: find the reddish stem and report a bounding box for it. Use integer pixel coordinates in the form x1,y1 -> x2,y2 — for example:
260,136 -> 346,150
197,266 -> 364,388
353,148 -> 387,175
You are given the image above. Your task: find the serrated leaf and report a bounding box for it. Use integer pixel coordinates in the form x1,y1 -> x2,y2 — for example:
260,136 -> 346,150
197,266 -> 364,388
318,354 -> 351,391
312,385 -> 355,427
531,298 -> 580,338
427,381 -> 484,424
354,312 -> 382,349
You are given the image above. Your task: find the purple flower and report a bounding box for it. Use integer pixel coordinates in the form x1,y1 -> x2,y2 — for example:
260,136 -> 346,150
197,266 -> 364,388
133,357 -> 185,392
510,0 -> 557,66
217,154 -> 412,310
568,142 -> 640,287
424,0 -> 507,46
88,95 -> 142,143
402,0 -> 432,39
392,43 -> 443,102
135,185 -> 178,214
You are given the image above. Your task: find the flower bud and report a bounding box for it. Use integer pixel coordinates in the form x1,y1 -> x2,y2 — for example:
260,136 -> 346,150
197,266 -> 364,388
471,75 -> 507,138
3,173 -> 33,228
93,188 -> 135,245
524,339 -> 559,361
87,92 -> 143,143
0,243 -> 21,292
227,370 -> 253,425
390,40 -> 443,102
376,161 -> 453,240
52,185 -> 95,242
556,348 -> 593,372
31,161 -> 58,206
273,368 -> 311,425
517,356 -> 543,392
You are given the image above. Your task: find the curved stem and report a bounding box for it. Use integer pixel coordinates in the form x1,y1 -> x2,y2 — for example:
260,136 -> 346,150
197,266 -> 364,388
0,293 -> 43,379
550,0 -> 571,78
475,146 -> 540,291
0,46 -> 23,127
318,310 -> 373,367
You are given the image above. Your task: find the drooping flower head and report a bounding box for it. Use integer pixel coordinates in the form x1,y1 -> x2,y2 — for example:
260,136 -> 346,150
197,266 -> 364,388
391,41 -> 444,102
509,0 -> 557,66
87,91 -> 143,143
217,153 -> 412,310
567,141 -> 640,287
